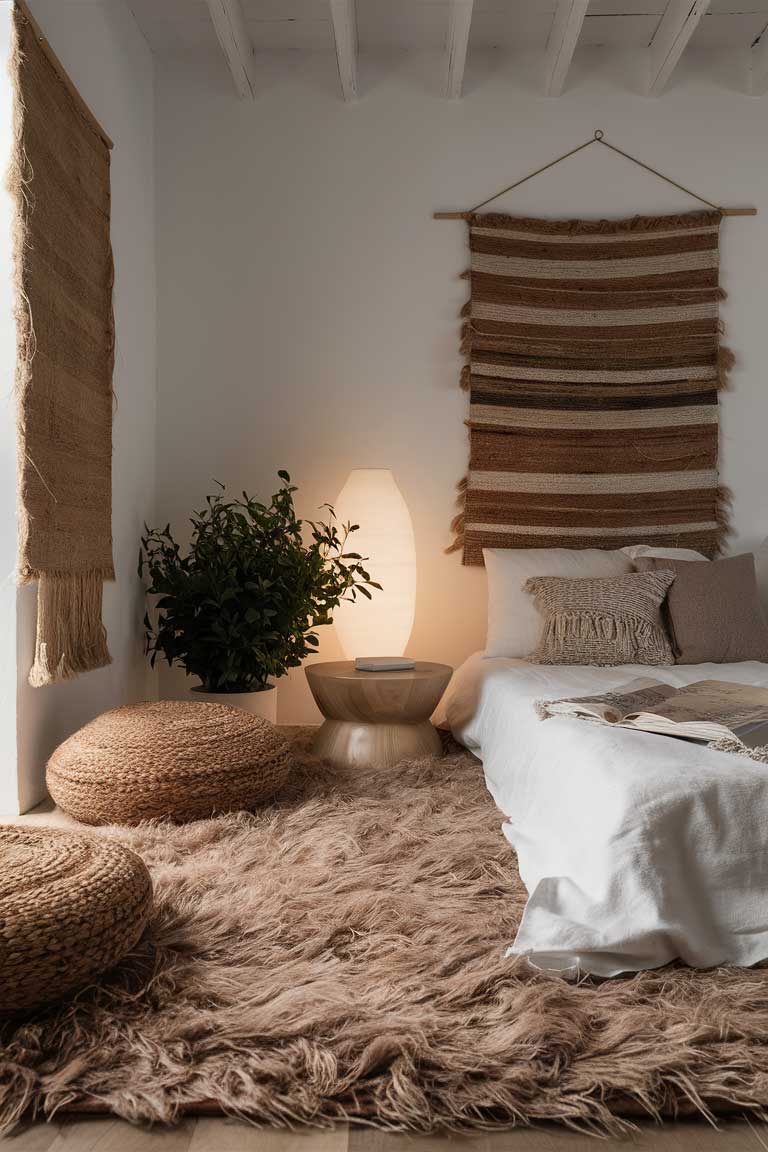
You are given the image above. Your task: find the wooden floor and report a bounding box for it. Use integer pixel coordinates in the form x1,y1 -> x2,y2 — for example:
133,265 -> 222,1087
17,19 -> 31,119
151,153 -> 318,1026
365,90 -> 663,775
1,1118 -> 767,1151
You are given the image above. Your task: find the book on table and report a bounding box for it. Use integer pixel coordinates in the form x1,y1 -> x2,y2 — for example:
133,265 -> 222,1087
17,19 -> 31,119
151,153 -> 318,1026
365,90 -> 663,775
540,679 -> 768,746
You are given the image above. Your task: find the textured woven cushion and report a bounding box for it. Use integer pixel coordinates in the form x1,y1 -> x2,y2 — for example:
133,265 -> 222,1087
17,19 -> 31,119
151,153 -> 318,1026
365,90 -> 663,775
47,702 -> 292,826
0,826 -> 151,1014
524,570 -> 676,666
483,547 -> 633,659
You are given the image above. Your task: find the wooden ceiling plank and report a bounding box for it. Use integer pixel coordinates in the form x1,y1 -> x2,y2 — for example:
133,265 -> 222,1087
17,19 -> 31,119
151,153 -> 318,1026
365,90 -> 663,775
329,0 -> 358,102
647,0 -> 712,96
444,0 -> 474,99
205,0 -> 257,99
544,0 -> 589,97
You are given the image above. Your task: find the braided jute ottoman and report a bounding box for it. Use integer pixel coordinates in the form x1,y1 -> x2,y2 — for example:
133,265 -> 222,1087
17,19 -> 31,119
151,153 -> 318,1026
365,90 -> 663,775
0,826 -> 152,1015
47,701 -> 292,825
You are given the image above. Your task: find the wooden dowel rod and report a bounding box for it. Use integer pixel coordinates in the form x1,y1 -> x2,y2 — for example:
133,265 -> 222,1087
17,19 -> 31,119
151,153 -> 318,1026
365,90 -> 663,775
434,207 -> 757,219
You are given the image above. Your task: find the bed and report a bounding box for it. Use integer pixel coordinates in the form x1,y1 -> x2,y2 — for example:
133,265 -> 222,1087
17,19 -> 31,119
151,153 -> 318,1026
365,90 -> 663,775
442,653 -> 768,977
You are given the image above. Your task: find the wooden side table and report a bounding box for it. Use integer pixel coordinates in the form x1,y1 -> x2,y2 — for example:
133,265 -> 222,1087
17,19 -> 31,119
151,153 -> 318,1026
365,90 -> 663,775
304,661 -> 453,770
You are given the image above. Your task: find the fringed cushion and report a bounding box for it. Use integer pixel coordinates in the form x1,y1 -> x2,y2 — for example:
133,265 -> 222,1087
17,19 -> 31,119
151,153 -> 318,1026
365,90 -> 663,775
0,826 -> 151,1014
47,702 -> 293,826
524,570 -> 676,666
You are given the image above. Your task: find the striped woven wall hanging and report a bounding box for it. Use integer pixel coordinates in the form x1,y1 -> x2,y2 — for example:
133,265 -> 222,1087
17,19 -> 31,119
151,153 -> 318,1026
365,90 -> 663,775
448,210 -> 732,566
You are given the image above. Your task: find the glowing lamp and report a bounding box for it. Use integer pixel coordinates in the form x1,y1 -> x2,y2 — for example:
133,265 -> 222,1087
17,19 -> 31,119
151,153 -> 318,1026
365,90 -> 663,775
332,469 -> 416,659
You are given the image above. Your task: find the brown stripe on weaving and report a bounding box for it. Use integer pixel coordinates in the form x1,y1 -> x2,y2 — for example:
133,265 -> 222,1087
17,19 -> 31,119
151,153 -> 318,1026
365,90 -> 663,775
469,426 -> 717,475
470,224 -> 719,246
471,318 -> 719,343
465,487 -> 719,523
469,231 -> 719,263
470,269 -> 721,293
470,347 -> 719,375
449,210 -> 729,564
470,386 -> 719,411
467,210 -> 722,236
464,497 -> 720,532
470,337 -> 718,364
471,276 -> 723,312
471,377 -> 718,399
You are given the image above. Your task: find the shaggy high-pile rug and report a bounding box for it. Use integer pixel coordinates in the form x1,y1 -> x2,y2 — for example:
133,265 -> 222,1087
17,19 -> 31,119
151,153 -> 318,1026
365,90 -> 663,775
2,734 -> 768,1137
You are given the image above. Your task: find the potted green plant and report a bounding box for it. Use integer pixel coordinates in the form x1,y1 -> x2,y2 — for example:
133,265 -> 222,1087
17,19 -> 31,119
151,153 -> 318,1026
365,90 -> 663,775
139,472 -> 380,721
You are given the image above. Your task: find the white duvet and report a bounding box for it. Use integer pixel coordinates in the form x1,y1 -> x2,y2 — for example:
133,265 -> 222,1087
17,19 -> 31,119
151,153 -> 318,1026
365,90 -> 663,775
443,653 -> 768,977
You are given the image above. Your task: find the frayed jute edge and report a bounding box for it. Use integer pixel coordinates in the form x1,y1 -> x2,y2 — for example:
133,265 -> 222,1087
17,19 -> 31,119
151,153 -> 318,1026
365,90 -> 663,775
9,9 -> 115,685
713,484 -> 733,557
445,475 -> 467,556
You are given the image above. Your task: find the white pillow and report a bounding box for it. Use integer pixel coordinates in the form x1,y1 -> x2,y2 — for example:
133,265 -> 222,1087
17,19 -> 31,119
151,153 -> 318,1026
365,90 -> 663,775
621,544 -> 708,562
484,547 -> 632,659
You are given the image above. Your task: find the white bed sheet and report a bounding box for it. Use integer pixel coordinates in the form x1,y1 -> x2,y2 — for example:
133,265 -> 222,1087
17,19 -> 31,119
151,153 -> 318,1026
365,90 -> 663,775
443,653 -> 768,977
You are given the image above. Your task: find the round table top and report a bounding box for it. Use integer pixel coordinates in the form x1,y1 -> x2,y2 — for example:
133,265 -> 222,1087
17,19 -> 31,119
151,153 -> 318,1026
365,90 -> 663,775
305,660 -> 452,683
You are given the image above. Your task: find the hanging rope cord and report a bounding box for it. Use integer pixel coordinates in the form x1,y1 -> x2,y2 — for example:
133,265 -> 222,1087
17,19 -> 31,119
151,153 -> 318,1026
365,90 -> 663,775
469,130 -> 720,214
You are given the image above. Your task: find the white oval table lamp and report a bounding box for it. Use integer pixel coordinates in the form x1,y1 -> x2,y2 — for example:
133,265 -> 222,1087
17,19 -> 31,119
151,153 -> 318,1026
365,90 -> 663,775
332,469 -> 416,659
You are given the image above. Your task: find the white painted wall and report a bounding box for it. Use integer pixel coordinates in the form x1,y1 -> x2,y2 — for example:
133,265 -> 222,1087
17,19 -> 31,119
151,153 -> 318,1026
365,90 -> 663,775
8,0 -> 157,812
155,46 -> 768,724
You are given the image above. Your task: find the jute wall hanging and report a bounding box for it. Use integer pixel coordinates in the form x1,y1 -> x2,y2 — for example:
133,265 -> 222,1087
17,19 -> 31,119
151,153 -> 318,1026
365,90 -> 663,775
437,132 -> 756,566
11,2 -> 115,684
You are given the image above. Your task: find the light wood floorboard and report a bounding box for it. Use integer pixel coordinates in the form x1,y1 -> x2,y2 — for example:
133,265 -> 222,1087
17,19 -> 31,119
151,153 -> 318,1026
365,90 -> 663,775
2,1119 -> 768,1151
350,1121 -> 768,1150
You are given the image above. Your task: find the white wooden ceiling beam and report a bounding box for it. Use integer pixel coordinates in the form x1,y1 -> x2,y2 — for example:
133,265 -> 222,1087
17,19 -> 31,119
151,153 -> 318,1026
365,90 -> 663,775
444,0 -> 474,100
206,0 -> 257,100
751,25 -> 768,96
544,0 -> 588,97
329,0 -> 358,102
647,0 -> 711,97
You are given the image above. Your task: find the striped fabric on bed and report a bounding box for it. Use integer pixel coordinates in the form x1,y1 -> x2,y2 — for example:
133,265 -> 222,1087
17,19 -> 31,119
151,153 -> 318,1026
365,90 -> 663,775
449,210 -> 731,566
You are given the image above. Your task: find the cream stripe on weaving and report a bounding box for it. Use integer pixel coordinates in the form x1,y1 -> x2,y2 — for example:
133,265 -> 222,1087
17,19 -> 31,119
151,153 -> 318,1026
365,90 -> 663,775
473,300 -> 719,326
466,521 -> 719,537
470,224 -> 720,245
468,405 -> 718,429
471,250 -> 719,280
471,363 -> 718,383
469,469 -> 718,494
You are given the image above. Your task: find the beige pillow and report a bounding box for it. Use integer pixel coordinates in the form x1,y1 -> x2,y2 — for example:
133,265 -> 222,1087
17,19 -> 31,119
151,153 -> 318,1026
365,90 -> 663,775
635,554 -> 768,664
524,570 -> 676,666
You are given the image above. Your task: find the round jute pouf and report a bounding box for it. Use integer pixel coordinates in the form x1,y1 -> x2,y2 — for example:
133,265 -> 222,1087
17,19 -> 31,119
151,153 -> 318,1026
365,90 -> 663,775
0,825 -> 152,1015
46,701 -> 293,825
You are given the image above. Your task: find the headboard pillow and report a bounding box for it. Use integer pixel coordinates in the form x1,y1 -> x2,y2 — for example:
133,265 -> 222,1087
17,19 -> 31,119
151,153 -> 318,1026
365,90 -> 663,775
484,547 -> 632,659
635,553 -> 768,664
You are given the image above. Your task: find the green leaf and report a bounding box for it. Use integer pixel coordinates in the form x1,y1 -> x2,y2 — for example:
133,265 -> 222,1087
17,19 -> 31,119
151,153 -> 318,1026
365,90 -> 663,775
139,470 -> 381,687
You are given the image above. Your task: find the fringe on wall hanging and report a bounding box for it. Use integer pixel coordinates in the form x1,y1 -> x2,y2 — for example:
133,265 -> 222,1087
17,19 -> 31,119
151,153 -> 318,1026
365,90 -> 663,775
435,132 -> 754,566
11,2 -> 115,683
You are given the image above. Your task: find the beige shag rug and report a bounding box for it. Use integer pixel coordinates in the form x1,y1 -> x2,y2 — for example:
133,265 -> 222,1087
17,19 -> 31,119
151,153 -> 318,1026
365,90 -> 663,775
2,735 -> 768,1137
